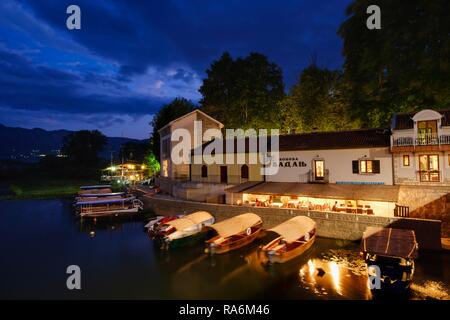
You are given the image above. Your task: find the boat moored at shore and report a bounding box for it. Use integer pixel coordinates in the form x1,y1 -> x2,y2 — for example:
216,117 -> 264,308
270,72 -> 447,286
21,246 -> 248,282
205,213 -> 262,255
261,216 -> 316,264
155,211 -> 215,250
76,197 -> 143,218
361,227 -> 418,293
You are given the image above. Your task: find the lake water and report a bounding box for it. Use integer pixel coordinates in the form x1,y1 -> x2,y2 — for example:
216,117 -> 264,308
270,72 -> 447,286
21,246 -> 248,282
0,199 -> 449,300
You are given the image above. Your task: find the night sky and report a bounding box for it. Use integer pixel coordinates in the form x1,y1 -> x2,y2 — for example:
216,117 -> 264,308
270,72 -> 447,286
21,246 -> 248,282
0,0 -> 351,139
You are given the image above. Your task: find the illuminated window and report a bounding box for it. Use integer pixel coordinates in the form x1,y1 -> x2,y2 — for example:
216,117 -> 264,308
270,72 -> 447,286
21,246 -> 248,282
360,160 -> 372,173
162,160 -> 169,177
403,155 -> 410,166
353,159 -> 381,174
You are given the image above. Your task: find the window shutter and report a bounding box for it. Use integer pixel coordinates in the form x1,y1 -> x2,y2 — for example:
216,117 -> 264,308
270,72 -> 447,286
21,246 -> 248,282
373,160 -> 381,173
352,161 -> 359,174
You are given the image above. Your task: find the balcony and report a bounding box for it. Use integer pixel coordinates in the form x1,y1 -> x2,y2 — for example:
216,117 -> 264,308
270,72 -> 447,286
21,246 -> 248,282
417,170 -> 441,182
391,133 -> 450,152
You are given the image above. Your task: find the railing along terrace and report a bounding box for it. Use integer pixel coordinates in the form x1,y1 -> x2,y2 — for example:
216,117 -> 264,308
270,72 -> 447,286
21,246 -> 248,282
393,133 -> 450,147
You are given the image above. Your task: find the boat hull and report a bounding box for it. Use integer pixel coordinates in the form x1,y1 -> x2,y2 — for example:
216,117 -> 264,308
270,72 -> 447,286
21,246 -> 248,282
266,235 -> 316,264
207,228 -> 262,255
158,231 -> 208,250
80,207 -> 139,218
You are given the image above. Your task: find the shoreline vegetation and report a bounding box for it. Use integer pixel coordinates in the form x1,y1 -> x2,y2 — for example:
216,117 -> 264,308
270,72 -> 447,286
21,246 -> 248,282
1,179 -> 101,200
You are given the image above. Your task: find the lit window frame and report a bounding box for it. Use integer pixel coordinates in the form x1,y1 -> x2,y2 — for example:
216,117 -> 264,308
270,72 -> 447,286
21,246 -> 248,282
403,155 -> 410,167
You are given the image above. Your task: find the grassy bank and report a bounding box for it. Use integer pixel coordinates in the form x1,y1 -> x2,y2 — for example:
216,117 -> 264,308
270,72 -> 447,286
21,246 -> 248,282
2,179 -> 100,200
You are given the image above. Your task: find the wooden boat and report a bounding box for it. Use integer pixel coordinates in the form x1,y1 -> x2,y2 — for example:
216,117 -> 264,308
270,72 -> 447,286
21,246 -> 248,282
76,197 -> 143,218
156,211 -> 215,250
205,213 -> 262,255
145,215 -> 184,237
260,216 -> 316,264
361,227 -> 418,292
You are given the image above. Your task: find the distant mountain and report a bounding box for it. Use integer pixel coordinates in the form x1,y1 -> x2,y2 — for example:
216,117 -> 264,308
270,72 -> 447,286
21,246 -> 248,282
0,123 -> 145,162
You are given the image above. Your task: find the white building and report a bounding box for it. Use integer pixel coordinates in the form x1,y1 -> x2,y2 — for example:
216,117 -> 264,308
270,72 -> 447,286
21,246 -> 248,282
391,109 -> 450,186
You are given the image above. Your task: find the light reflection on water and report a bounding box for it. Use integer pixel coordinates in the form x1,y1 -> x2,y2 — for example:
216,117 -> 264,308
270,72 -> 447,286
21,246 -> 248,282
0,199 -> 449,300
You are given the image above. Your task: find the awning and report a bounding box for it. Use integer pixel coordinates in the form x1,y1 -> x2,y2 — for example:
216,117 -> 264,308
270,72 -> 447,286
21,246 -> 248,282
207,213 -> 262,238
362,227 -> 418,259
236,182 -> 399,202
166,211 -> 214,230
268,216 -> 316,243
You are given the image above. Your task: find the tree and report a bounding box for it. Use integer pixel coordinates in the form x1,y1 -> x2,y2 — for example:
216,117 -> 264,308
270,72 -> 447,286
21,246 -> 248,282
281,64 -> 360,133
62,130 -> 107,167
338,0 -> 450,127
149,98 -> 196,161
121,141 -> 149,163
144,152 -> 160,177
200,52 -> 285,129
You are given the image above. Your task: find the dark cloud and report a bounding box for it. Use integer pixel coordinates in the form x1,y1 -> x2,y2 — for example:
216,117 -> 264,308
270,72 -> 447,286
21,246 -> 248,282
0,48 -> 167,115
1,0 -> 351,136
23,0 -> 350,85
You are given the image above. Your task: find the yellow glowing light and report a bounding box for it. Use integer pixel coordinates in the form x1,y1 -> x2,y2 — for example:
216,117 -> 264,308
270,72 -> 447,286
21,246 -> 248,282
141,165 -> 146,169
128,164 -> 135,170
110,166 -> 116,172
307,259 -> 315,277
329,261 -> 342,295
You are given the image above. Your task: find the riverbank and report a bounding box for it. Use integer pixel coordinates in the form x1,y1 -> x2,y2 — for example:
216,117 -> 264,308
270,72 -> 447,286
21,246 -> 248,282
0,179 -> 100,200
141,194 -> 443,250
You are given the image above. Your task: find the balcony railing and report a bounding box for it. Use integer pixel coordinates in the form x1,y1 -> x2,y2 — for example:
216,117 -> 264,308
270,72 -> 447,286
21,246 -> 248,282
393,133 -> 450,147
417,170 -> 440,182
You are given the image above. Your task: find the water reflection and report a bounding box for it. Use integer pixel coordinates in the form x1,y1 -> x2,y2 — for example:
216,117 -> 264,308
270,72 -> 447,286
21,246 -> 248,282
1,199 -> 449,300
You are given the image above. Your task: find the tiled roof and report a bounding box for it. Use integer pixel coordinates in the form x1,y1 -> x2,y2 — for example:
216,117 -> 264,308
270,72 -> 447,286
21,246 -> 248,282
193,128 -> 391,154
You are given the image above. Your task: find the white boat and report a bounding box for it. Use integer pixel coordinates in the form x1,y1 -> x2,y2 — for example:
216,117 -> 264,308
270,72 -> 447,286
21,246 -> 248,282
74,192 -> 129,203
79,185 -> 112,190
144,215 -> 185,237
76,197 -> 143,218
155,211 -> 215,250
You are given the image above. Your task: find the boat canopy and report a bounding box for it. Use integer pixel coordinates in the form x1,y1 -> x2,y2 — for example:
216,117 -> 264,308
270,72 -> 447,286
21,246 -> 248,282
78,188 -> 112,195
165,211 -> 214,231
80,185 -> 111,190
76,197 -> 135,205
77,192 -> 125,197
184,211 -> 214,224
268,216 -> 316,243
361,227 -> 418,259
207,213 -> 261,238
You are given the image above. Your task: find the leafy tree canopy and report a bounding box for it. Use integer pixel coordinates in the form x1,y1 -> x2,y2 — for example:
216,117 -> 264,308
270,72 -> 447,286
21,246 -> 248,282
200,52 -> 285,129
62,130 -> 107,167
338,0 -> 450,127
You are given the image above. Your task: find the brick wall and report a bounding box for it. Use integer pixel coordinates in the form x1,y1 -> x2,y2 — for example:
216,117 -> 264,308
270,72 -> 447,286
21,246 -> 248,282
142,195 -> 442,251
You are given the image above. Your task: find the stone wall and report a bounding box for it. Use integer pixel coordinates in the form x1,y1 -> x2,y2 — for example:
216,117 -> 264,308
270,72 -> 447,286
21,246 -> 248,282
142,195 -> 442,251
398,185 -> 450,237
